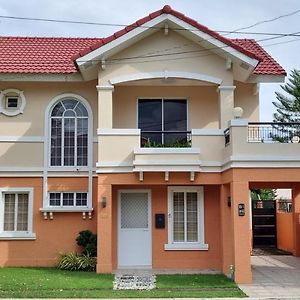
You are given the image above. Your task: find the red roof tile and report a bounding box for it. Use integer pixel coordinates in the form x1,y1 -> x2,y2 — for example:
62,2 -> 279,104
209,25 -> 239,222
0,37 -> 103,74
231,39 -> 286,75
0,5 -> 286,76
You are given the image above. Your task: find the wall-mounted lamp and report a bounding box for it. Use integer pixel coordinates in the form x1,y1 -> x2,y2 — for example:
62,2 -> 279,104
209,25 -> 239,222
227,196 -> 232,207
101,196 -> 107,208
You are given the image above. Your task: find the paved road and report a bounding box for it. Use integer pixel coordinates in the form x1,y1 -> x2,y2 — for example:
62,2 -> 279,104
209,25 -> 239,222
239,255 -> 300,298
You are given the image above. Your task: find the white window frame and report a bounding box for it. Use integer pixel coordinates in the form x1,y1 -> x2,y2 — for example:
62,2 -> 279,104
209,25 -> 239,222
165,186 -> 208,251
49,99 -> 89,167
48,192 -> 89,209
0,88 -> 26,116
137,98 -> 189,144
0,187 -> 35,240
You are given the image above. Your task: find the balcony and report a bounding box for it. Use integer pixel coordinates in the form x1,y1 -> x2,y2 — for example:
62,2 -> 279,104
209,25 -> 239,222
224,120 -> 300,168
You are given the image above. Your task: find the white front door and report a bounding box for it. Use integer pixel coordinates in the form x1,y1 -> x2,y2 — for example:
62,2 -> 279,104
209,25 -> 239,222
118,190 -> 152,268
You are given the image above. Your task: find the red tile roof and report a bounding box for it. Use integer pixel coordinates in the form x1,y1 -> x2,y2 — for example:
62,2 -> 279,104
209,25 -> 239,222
0,5 -> 286,76
0,37 -> 103,74
231,39 -> 286,75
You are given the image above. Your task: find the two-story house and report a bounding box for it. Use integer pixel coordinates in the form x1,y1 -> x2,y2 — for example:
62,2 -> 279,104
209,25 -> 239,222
0,5 -> 299,284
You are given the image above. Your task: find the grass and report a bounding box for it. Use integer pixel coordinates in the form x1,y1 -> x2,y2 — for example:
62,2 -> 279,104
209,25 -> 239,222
0,267 -> 246,298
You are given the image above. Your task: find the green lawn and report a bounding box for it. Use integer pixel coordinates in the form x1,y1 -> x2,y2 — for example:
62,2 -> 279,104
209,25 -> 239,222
0,267 -> 246,298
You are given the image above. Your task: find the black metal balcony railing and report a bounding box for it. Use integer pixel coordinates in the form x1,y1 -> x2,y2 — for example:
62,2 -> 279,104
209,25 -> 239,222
224,128 -> 230,146
248,122 -> 300,143
141,130 -> 192,147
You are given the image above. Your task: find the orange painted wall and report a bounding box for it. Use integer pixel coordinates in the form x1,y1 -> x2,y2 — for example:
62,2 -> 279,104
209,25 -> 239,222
0,177 -> 97,267
276,212 -> 294,253
111,184 -> 222,271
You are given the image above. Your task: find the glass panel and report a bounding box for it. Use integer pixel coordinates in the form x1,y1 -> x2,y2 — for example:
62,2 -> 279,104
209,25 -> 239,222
51,102 -> 65,117
164,100 -> 187,144
75,102 -> 88,117
173,192 -> 184,242
77,118 -> 88,166
17,194 -> 28,231
64,118 -> 75,166
62,99 -> 77,110
64,110 -> 76,117
187,192 -> 198,242
138,99 -> 162,144
76,193 -> 88,206
62,193 -> 74,206
49,193 -> 61,206
50,118 -> 62,166
121,193 -> 148,229
4,194 -> 15,231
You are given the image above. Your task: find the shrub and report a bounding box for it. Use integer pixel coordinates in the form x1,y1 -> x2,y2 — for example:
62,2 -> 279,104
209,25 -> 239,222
58,252 -> 96,271
76,230 -> 97,257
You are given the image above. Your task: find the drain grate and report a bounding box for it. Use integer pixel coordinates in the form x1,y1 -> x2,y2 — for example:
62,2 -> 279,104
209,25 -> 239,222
113,274 -> 156,290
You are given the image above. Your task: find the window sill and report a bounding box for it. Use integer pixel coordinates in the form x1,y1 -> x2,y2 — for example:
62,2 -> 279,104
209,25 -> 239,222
164,243 -> 209,251
40,207 -> 93,213
0,232 -> 36,240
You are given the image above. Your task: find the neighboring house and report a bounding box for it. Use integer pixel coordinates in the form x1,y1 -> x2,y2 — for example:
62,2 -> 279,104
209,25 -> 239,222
0,5 -> 299,284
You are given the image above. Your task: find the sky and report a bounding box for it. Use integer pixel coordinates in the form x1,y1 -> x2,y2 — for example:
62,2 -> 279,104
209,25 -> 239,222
0,0 -> 299,121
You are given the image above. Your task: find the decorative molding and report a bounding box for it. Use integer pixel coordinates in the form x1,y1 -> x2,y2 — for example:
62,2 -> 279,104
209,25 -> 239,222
97,128 -> 140,136
0,136 -> 44,143
248,74 -> 286,83
217,85 -> 236,92
109,71 -> 223,85
164,243 -> 209,251
133,160 -> 201,166
0,88 -> 26,116
96,161 -> 133,168
191,129 -> 224,136
96,84 -> 114,91
0,73 -> 83,82
134,148 -> 200,154
228,118 -> 248,127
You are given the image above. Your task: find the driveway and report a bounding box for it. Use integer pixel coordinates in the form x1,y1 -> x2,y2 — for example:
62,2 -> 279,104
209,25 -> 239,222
239,255 -> 300,298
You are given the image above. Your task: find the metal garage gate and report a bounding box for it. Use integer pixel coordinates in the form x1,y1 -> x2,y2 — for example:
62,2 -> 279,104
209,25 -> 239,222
252,200 -> 277,248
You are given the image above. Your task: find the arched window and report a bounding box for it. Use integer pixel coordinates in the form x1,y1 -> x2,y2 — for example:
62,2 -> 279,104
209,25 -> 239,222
50,98 -> 88,166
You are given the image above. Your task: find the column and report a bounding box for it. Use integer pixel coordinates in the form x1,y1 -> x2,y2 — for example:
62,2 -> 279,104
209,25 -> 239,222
96,183 -> 113,273
217,85 -> 236,129
220,184 -> 234,277
97,84 -> 114,129
230,181 -> 252,283
292,185 -> 300,256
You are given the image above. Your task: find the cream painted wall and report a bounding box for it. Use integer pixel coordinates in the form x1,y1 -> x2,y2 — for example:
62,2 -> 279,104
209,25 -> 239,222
0,81 -> 98,168
0,81 -> 98,136
234,81 -> 259,122
99,31 -> 233,86
113,86 -> 219,129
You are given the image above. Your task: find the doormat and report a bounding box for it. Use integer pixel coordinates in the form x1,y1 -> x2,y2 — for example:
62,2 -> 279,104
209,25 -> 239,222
113,274 -> 156,290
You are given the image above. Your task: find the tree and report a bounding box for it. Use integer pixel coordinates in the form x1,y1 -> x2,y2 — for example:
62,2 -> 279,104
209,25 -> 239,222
273,69 -> 300,123
251,189 -> 277,200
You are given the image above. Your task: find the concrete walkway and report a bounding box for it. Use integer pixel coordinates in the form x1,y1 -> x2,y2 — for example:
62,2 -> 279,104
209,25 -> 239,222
239,255 -> 300,298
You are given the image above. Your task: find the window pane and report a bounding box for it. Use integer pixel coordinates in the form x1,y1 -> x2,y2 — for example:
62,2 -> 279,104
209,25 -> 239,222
173,192 -> 184,242
77,118 -> 88,166
4,194 -> 15,231
62,99 -> 77,110
51,102 -> 65,117
50,118 -> 62,166
76,193 -> 87,206
49,193 -> 61,206
64,118 -> 75,166
164,100 -> 187,144
64,110 -> 76,117
187,192 -> 198,242
62,193 -> 74,206
138,100 -> 162,144
75,102 -> 88,117
17,194 -> 28,231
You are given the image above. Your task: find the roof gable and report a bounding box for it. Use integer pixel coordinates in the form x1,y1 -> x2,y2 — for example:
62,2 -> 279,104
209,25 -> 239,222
75,5 -> 262,73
